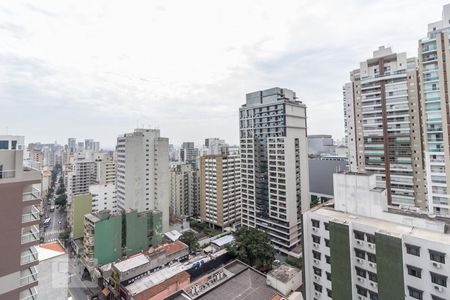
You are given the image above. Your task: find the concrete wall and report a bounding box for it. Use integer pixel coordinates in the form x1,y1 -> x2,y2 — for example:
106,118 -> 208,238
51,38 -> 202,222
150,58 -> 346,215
72,194 -> 92,239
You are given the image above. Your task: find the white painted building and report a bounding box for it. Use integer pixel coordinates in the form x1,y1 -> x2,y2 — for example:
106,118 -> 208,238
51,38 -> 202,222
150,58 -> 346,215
239,87 -> 309,257
89,183 -> 117,213
116,129 -> 170,232
304,172 -> 450,300
342,82 -> 358,172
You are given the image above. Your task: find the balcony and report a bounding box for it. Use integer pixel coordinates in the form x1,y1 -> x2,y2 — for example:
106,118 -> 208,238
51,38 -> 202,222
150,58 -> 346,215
0,169 -> 16,179
22,205 -> 40,224
21,225 -> 39,245
23,187 -> 41,202
19,287 -> 38,300
23,160 -> 40,171
20,266 -> 38,287
20,246 -> 39,265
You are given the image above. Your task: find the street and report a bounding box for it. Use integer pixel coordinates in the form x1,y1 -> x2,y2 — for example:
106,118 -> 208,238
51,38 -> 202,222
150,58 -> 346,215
42,173 -> 67,243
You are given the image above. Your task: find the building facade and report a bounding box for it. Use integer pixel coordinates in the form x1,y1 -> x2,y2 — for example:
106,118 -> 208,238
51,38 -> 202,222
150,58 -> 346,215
239,87 -> 310,256
304,172 -> 450,300
419,4 -> 450,217
0,135 -> 41,300
90,183 -> 117,213
170,164 -> 199,217
116,129 -> 170,232
199,151 -> 241,229
345,46 -> 426,208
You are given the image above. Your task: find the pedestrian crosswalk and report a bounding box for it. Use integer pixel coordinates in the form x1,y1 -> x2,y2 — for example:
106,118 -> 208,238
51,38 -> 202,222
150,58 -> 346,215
43,229 -> 65,242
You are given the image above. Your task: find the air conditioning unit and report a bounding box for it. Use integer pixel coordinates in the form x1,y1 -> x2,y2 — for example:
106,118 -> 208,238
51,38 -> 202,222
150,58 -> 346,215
314,275 -> 320,281
370,282 -> 377,288
314,259 -> 320,265
435,285 -> 444,292
312,227 -> 318,232
368,243 -> 375,248
313,243 -> 319,248
357,277 -> 363,282
356,240 -> 363,245
356,258 -> 363,264
315,291 -> 321,297
369,262 -> 375,268
433,262 -> 442,269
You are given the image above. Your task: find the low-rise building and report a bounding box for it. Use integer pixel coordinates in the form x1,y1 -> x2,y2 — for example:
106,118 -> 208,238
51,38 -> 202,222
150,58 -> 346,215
266,264 -> 302,296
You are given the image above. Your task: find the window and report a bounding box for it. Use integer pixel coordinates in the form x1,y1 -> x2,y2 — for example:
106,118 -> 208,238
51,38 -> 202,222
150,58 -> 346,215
312,219 -> 320,228
11,140 -> 17,150
325,239 -> 330,248
432,295 -> 446,300
368,271 -> 378,282
369,291 -> 379,300
327,289 -> 332,298
326,272 -> 331,281
312,235 -> 320,244
366,234 -> 375,243
408,286 -> 423,300
355,248 -> 365,259
324,222 -> 329,231
430,272 -> 447,287
0,140 -> 8,149
355,267 -> 366,278
406,244 -> 420,256
313,283 -> 322,292
354,230 -> 365,240
325,255 -> 331,264
313,267 -> 321,276
429,250 -> 446,263
367,253 -> 376,263
407,265 -> 422,278
356,285 -> 367,296
313,251 -> 321,260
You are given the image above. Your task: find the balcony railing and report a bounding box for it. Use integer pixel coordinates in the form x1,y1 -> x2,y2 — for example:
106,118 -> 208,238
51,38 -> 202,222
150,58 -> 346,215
23,160 -> 40,171
21,226 -> 39,244
20,247 -> 39,265
0,170 -> 16,179
23,187 -> 41,202
19,287 -> 38,300
22,206 -> 40,224
20,266 -> 38,287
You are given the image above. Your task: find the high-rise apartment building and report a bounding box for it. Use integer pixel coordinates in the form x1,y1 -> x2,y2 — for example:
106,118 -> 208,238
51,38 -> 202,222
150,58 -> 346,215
65,158 -> 98,200
169,164 -> 199,217
68,138 -> 76,153
343,82 -> 358,172
116,129 -> 170,232
203,138 -> 227,155
419,4 -> 450,217
180,142 -> 198,165
304,172 -> 450,300
199,149 -> 240,229
0,135 -> 41,300
95,154 -> 116,185
90,184 -> 117,213
344,46 -> 426,208
239,87 -> 309,257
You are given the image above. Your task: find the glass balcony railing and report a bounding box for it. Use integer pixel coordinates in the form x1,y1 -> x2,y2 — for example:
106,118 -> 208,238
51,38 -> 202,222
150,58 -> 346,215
21,226 -> 39,244
20,266 -> 38,287
20,247 -> 39,265
23,187 -> 41,202
19,287 -> 38,300
0,170 -> 16,179
23,160 -> 40,171
22,206 -> 40,224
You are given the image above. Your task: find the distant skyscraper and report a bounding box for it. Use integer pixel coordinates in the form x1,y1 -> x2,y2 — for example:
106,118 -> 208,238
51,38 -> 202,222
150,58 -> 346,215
0,135 -> 41,300
170,164 -> 199,217
116,129 -> 170,232
68,138 -> 76,152
180,142 -> 198,165
239,87 -> 309,257
85,139 -> 94,151
203,138 -> 227,155
344,46 -> 426,208
419,4 -> 450,216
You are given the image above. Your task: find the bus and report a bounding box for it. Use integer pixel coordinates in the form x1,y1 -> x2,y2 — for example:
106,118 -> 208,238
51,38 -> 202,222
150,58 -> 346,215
44,218 -> 51,227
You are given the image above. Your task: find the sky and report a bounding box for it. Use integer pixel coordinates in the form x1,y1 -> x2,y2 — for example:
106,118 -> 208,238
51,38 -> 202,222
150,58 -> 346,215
1,0 -> 449,148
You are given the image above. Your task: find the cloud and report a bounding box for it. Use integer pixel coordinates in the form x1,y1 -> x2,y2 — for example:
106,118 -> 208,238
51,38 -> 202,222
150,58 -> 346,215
0,0 -> 449,147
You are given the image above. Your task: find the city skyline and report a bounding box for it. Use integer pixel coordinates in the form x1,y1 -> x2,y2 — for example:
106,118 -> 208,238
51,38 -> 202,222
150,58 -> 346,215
2,0 -> 450,147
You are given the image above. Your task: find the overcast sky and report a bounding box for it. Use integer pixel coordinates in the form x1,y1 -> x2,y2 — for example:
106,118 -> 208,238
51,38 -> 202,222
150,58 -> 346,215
1,0 -> 448,148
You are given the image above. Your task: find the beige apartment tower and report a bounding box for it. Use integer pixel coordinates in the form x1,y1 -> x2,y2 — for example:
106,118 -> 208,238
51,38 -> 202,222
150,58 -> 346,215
0,136 -> 41,300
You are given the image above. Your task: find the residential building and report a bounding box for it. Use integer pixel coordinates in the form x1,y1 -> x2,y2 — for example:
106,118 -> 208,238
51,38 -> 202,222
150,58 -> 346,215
419,4 -> 450,216
343,82 -> 358,172
199,149 -> 241,229
70,193 -> 93,240
308,135 -> 336,157
345,46 -> 426,208
180,142 -> 199,165
304,172 -> 450,300
239,87 -> 310,257
0,135 -> 41,300
65,158 -> 97,201
203,138 -> 227,155
308,158 -> 347,205
116,129 -> 170,232
170,164 -> 200,217
96,154 -> 116,185
90,183 -> 117,213
68,138 -> 76,153
83,209 -> 163,271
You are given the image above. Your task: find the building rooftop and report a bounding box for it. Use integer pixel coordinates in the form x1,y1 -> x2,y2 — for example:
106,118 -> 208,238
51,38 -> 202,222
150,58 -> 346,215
165,230 -> 182,242
114,254 -> 149,273
146,241 -> 188,257
212,235 -> 234,247
268,264 -> 301,283
37,241 -> 66,261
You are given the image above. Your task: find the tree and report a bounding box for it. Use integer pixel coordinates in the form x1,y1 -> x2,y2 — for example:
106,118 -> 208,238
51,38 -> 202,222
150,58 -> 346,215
56,185 -> 65,196
59,229 -> 70,247
55,194 -> 67,207
285,256 -> 303,269
227,227 -> 275,272
179,231 -> 199,253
